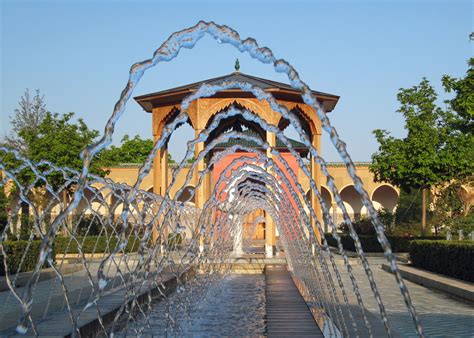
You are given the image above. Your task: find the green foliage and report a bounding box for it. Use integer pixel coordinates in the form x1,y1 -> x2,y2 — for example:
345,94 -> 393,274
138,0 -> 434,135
74,215 -> 105,236
2,111 -> 105,193
339,209 -> 395,235
5,89 -> 46,153
410,240 -> 474,282
441,58 -> 474,134
19,209 -> 33,240
432,182 -> 467,234
324,234 -> 444,253
22,112 -> 105,182
100,134 -> 153,166
394,188 -> 427,225
167,232 -> 183,248
389,223 -> 423,237
371,61 -> 473,234
54,236 -> 140,254
378,208 -> 395,233
0,240 -> 55,276
2,110 -> 105,238
371,77 -> 473,190
450,212 -> 474,235
339,218 -> 376,235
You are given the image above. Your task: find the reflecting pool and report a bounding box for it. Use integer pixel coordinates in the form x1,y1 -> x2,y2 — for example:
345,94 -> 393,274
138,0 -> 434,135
114,274 -> 266,337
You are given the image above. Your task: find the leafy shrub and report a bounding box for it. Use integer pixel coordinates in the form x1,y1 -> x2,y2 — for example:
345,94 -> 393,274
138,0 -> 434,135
324,234 -> 444,253
395,188 -> 433,225
389,222 -> 424,237
339,218 -> 375,235
54,236 -> 139,255
339,209 -> 395,236
0,240 -> 55,276
167,233 -> 183,248
410,240 -> 474,282
450,212 -> 474,236
74,214 -> 105,236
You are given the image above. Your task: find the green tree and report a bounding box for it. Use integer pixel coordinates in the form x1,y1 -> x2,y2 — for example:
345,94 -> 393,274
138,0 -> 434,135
21,112 -> 106,187
2,110 -> 104,238
432,182 -> 465,235
442,58 -> 474,134
5,89 -> 46,153
100,134 -> 153,166
168,153 -> 176,164
394,188 -> 426,225
371,61 -> 473,235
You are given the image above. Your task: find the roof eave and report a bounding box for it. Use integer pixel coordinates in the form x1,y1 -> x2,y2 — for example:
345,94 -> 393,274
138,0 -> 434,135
135,89 -> 339,113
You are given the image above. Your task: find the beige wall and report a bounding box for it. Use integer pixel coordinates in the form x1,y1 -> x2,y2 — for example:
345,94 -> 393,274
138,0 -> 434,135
101,165 -> 193,201
102,163 -> 399,222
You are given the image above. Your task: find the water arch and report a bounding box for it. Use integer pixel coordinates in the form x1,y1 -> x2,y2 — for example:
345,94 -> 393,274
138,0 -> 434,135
0,22 -> 425,338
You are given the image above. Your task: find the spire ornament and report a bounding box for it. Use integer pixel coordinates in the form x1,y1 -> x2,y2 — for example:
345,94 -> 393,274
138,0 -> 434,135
234,58 -> 240,72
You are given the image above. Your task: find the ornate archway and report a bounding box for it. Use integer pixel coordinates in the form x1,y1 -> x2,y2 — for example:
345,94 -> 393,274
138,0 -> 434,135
134,71 -> 339,255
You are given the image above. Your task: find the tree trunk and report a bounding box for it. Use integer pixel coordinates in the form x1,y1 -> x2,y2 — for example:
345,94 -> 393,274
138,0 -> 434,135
421,187 -> 427,236
61,190 -> 71,235
20,201 -> 30,240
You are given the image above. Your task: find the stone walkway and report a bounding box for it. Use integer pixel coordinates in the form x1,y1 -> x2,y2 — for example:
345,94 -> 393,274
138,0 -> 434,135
334,257 -> 474,337
265,265 -> 323,337
0,257 -> 143,335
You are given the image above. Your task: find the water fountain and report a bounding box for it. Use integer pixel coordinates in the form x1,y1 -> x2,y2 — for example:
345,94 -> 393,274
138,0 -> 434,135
0,21 -> 425,337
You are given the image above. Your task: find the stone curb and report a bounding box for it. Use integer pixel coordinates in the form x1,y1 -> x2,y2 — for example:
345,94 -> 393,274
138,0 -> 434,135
381,263 -> 474,302
2,269 -> 192,337
0,264 -> 84,292
328,246 -> 409,262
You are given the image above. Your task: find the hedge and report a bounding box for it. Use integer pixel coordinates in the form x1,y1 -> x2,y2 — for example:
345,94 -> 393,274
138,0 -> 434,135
324,234 -> 444,253
54,236 -> 140,255
410,240 -> 474,282
0,240 -> 55,276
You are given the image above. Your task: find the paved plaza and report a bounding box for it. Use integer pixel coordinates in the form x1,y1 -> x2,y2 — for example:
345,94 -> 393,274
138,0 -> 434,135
0,255 -> 472,337
335,257 -> 474,337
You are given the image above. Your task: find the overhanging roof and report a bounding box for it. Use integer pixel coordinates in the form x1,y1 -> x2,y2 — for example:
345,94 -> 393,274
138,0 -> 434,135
134,72 -> 340,113
214,129 -> 309,157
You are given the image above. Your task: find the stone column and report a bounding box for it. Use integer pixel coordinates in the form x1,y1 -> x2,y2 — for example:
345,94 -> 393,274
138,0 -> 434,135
152,135 -> 162,196
332,202 -> 338,230
310,133 -> 322,243
152,133 -> 162,244
265,131 -> 276,258
194,129 -> 206,252
204,168 -> 212,205
160,147 -> 168,195
160,146 -> 170,252
233,220 -> 244,256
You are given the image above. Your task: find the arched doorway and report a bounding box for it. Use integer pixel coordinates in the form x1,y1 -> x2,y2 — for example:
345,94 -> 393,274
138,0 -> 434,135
371,185 -> 399,213
339,185 -> 363,221
176,185 -> 196,204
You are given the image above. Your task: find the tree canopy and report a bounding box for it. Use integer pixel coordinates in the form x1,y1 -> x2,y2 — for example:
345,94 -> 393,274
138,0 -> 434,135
22,112 -> 102,172
2,90 -> 105,190
5,89 -> 46,153
99,134 -> 154,166
2,111 -> 106,190
2,92 -> 105,238
371,77 -> 472,190
370,59 -> 474,233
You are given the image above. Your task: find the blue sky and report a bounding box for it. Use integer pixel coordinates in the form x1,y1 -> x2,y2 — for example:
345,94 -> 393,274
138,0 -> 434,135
1,0 -> 472,162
